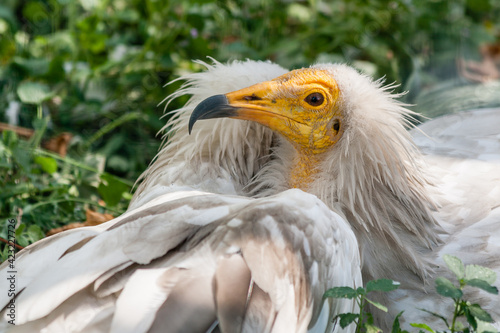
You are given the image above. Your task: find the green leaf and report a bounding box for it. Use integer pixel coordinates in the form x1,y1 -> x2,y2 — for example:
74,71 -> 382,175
34,156 -> 58,174
13,57 -> 50,76
465,306 -> 478,330
455,321 -> 467,332
2,130 -> 18,147
366,323 -> 383,333
97,173 -> 130,207
356,287 -> 366,295
466,279 -> 499,295
465,265 -> 497,285
26,224 -> 44,244
323,286 -> 357,299
365,298 -> 388,312
11,142 -> 31,171
435,277 -> 463,299
14,223 -> 29,247
17,82 -> 54,105
410,323 -> 436,333
366,312 -> 375,325
467,304 -> 494,323
366,279 -> 400,292
392,311 -> 410,333
337,313 -> 359,328
0,5 -> 17,28
14,223 -> 25,238
466,0 -> 492,12
0,35 -> 16,64
477,319 -> 499,333
443,254 -> 465,280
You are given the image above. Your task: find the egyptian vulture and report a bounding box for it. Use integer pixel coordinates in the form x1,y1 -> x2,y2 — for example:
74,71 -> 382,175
1,59 -> 499,332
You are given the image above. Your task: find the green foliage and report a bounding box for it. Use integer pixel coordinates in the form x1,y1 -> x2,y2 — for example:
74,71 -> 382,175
324,279 -> 401,333
325,257 -> 498,333
411,255 -> 498,333
0,129 -> 132,261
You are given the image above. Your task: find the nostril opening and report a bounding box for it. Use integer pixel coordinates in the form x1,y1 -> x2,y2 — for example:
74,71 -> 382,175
243,94 -> 262,101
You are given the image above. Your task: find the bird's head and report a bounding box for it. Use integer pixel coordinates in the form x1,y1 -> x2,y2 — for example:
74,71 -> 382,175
189,68 -> 344,156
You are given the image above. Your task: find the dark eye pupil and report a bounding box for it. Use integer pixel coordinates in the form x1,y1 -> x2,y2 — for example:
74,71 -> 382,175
305,93 -> 324,106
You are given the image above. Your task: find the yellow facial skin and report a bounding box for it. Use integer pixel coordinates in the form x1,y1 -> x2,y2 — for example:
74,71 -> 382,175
224,68 -> 344,189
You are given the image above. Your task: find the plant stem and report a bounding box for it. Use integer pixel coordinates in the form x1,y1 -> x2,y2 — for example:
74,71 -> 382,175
30,116 -> 49,148
450,298 -> 460,333
356,296 -> 364,333
37,104 -> 42,119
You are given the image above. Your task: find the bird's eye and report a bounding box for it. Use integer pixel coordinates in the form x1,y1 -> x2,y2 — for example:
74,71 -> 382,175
304,92 -> 325,107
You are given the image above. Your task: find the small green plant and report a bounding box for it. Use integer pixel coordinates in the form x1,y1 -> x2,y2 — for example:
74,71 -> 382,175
324,255 -> 499,333
411,255 -> 498,333
324,278 -> 401,333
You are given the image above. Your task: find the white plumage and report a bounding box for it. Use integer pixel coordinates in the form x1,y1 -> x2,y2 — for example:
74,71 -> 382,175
1,59 -> 499,332
1,189 -> 361,332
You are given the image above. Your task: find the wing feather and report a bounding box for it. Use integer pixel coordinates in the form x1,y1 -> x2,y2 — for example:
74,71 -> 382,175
2,189 -> 361,333
214,253 -> 252,333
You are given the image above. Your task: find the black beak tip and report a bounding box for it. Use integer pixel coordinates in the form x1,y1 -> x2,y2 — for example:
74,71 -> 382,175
188,94 -> 234,134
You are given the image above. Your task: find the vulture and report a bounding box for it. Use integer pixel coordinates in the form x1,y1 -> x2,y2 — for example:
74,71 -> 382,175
1,59 -> 500,333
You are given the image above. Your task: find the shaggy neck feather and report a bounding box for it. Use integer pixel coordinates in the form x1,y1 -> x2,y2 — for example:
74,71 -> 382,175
289,150 -> 323,190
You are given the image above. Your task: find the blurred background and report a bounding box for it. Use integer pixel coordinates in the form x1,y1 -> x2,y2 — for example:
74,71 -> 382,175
0,0 -> 499,255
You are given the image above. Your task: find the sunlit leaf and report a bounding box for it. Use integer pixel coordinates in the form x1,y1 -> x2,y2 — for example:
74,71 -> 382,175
477,319 -> 498,333
410,323 -> 436,333
465,265 -> 497,285
366,323 -> 382,333
365,298 -> 388,312
443,254 -> 465,280
34,156 -> 57,174
17,82 -> 54,105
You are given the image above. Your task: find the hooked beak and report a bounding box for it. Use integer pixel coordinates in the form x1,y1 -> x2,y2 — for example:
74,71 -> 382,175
188,94 -> 236,134
188,80 -> 304,135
